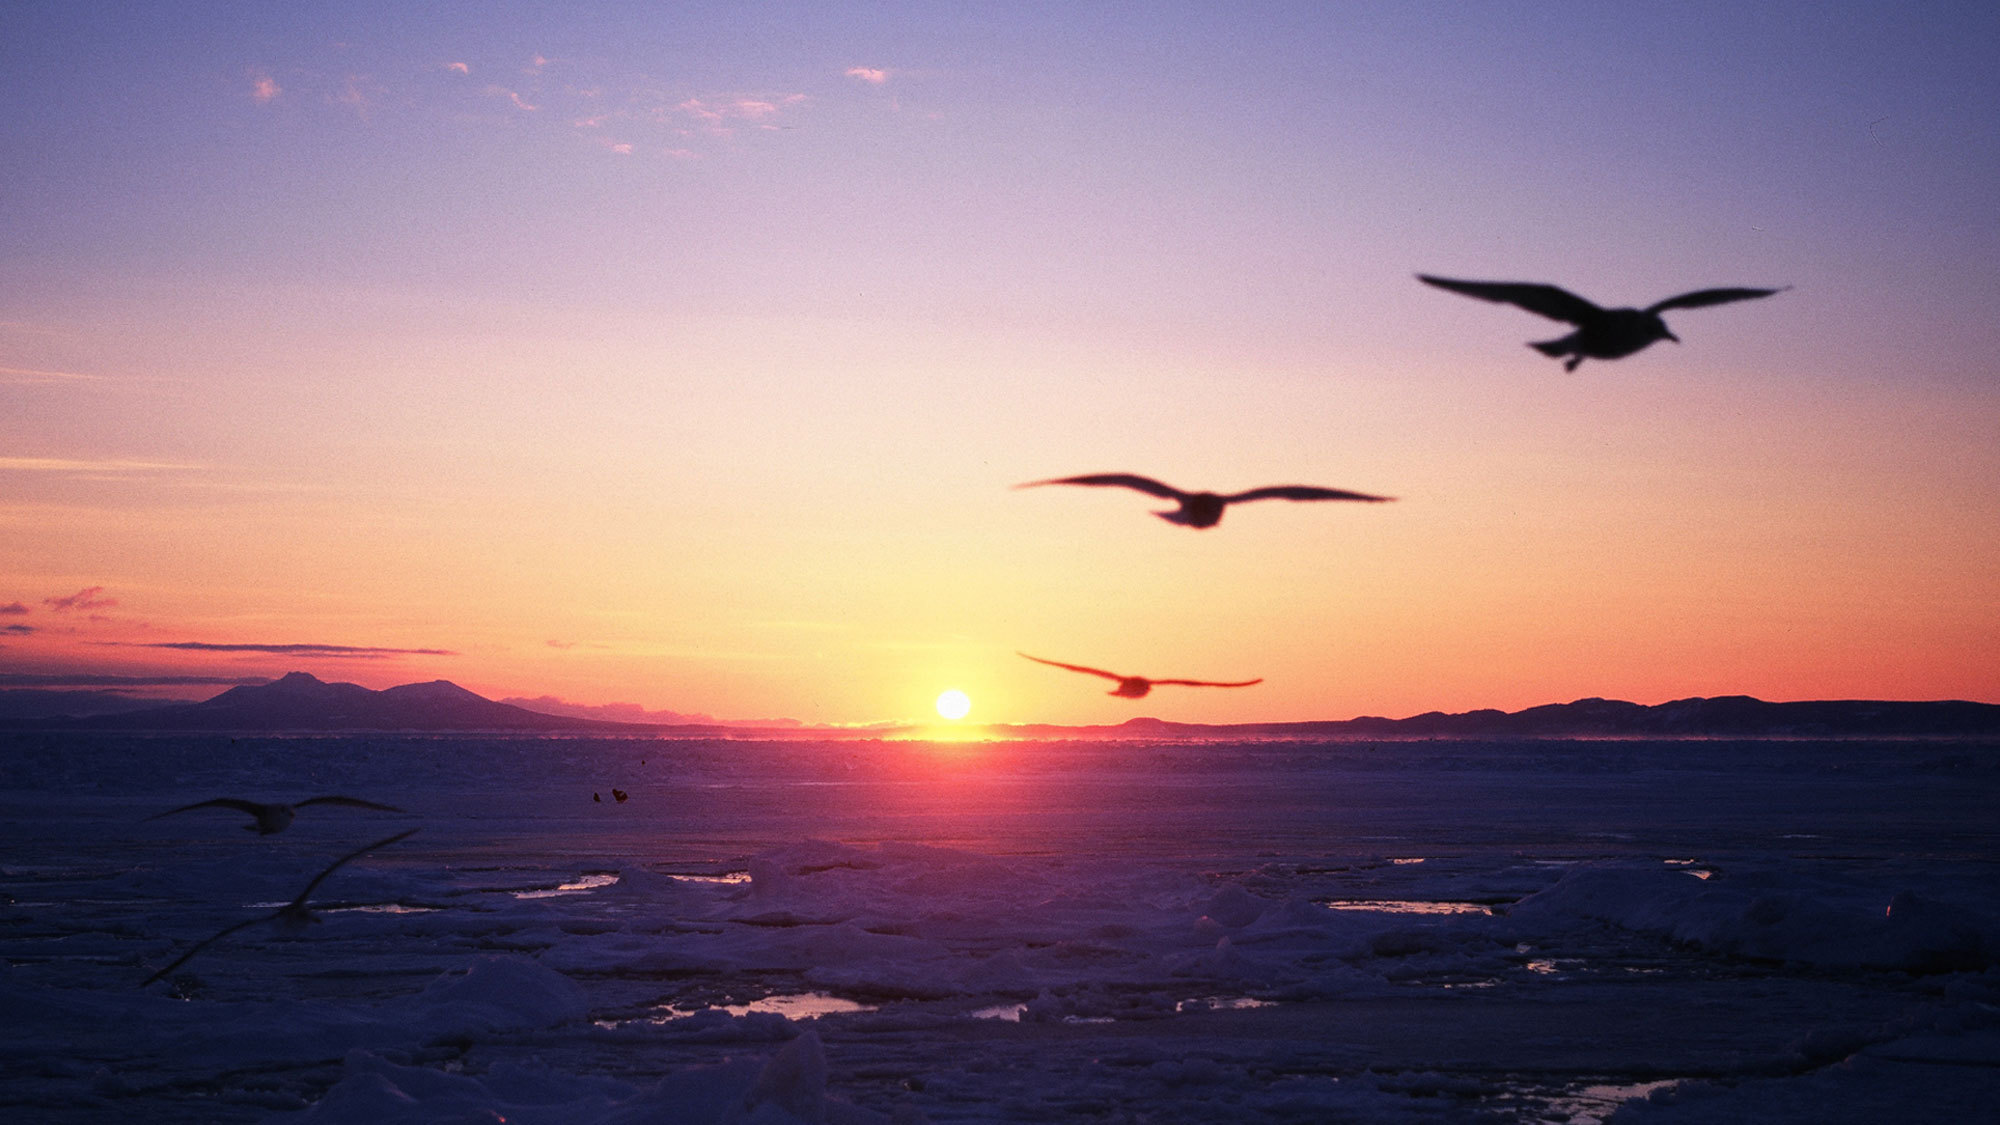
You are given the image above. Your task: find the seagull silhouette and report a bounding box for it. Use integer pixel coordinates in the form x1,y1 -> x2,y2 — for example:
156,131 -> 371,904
1417,274 -> 1788,371
1019,653 -> 1262,699
1016,473 -> 1392,528
141,828 -> 418,987
145,796 -> 405,835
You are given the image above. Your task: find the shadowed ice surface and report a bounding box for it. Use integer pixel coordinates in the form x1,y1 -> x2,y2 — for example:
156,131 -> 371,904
3,733 -> 1997,1122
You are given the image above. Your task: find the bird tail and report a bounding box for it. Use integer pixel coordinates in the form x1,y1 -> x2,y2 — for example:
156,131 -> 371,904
1154,509 -> 1193,526
1529,335 -> 1574,358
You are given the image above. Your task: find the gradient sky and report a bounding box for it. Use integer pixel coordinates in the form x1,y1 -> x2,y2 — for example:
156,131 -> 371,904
3,2 -> 1996,725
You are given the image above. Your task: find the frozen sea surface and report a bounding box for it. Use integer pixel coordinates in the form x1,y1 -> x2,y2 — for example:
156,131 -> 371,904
3,733 -> 1998,1122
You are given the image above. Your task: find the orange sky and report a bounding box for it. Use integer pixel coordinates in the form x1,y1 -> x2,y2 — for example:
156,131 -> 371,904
3,5 -> 1996,725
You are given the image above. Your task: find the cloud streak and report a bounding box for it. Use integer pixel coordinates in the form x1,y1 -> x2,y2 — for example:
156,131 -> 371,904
0,672 -> 268,688
845,67 -> 889,85
44,587 -> 117,613
0,365 -> 105,384
250,71 -> 281,102
0,602 -> 27,615
0,457 -> 199,475
127,641 -> 458,658
673,94 -> 807,134
485,85 -> 537,112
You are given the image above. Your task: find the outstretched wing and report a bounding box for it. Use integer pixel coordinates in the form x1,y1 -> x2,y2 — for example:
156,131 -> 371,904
1417,275 -> 1603,324
290,828 -> 419,908
142,915 -> 266,986
1645,285 -> 1788,314
1014,474 -> 1185,500
1149,677 -> 1264,689
1018,653 -> 1124,682
144,797 -> 266,822
1226,485 -> 1394,505
141,828 -> 419,987
296,796 -> 405,813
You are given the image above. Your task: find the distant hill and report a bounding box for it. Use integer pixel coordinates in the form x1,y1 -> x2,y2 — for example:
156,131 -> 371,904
2,675 -> 1994,737
1000,696 -> 2000,740
41,672 -> 649,733
0,688 -> 181,721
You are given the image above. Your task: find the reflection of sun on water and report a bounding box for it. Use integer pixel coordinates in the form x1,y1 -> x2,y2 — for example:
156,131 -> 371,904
935,689 -> 971,720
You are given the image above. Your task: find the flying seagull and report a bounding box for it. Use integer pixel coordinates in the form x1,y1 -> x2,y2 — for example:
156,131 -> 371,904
1417,274 -> 1788,371
145,796 -> 405,835
141,828 -> 418,987
1019,653 -> 1262,699
1016,473 -> 1392,529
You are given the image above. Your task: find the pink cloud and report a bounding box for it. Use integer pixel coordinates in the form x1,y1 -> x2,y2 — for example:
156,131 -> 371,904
665,147 -> 700,160
676,94 -> 805,124
0,602 -> 28,615
0,365 -> 104,384
250,72 -> 281,102
445,61 -> 470,75
676,97 -> 722,123
44,586 -> 117,613
845,67 -> 889,85
333,75 -> 379,117
485,85 -> 537,111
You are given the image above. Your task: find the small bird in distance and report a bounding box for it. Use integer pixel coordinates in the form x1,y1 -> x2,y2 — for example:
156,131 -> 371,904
1019,653 -> 1262,699
1016,473 -> 1392,529
141,828 -> 419,987
145,796 -> 405,835
1417,274 -> 1788,371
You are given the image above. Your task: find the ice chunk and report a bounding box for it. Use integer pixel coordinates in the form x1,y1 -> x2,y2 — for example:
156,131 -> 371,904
402,955 -> 587,1035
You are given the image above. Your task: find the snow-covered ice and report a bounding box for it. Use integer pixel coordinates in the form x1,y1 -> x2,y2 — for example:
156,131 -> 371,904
2,733 -> 1997,1121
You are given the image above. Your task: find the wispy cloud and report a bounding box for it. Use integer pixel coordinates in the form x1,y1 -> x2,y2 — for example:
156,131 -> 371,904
127,641 -> 458,658
674,94 -> 807,134
234,50 -> 829,160
0,364 -> 105,384
485,85 -> 537,112
332,74 -> 382,118
2,624 -> 32,636
44,587 -> 117,613
0,672 -> 268,688
0,602 -> 27,615
0,457 -> 199,475
845,67 -> 889,85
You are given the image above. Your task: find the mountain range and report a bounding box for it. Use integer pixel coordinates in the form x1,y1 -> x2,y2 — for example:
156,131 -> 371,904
1,671 -> 1997,738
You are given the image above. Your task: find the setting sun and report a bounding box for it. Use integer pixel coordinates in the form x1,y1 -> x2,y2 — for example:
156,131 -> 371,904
934,690 -> 972,721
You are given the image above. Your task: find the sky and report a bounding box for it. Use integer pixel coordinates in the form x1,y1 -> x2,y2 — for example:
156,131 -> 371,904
2,1 -> 1996,726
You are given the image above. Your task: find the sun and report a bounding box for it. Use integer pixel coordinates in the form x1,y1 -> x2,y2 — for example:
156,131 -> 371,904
934,689 -> 972,721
